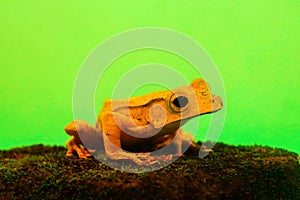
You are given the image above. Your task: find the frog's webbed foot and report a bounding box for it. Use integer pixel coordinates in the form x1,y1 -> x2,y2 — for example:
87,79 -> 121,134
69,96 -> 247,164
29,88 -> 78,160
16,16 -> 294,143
107,151 -> 173,166
130,152 -> 158,166
130,153 -> 174,165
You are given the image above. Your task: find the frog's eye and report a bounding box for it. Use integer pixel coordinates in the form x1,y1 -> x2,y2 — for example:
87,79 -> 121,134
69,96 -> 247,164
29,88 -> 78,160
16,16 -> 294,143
168,94 -> 189,112
173,96 -> 188,108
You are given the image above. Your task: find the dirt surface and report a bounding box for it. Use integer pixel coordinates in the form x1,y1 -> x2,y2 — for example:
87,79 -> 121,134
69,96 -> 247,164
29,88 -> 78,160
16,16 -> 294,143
0,143 -> 299,200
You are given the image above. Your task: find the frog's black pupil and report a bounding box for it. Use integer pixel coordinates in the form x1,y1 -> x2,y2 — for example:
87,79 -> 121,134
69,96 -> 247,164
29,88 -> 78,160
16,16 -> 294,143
172,96 -> 188,108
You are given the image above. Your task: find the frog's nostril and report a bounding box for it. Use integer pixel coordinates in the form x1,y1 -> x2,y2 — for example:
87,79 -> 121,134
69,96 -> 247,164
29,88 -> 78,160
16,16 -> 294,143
211,99 -> 215,103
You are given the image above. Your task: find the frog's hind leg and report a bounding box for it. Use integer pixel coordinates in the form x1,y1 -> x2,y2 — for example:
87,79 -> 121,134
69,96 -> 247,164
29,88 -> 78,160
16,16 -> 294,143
64,120 -> 99,158
65,137 -> 91,158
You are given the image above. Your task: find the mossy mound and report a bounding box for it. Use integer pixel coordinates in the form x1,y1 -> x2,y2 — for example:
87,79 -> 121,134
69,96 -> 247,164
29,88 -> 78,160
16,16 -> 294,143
0,143 -> 299,199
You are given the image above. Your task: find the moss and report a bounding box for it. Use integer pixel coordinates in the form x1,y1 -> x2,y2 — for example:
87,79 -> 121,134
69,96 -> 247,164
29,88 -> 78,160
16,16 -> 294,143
0,143 -> 299,200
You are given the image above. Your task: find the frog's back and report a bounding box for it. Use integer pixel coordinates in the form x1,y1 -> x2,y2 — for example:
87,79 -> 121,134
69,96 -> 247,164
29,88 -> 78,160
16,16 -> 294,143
99,90 -> 172,113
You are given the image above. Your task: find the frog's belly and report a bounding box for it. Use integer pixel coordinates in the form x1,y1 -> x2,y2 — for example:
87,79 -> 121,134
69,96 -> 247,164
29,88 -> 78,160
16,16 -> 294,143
120,130 -> 177,152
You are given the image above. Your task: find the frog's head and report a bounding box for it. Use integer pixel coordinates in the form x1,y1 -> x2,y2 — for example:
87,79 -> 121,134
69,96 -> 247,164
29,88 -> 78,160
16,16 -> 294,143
113,78 -> 223,138
166,78 -> 223,122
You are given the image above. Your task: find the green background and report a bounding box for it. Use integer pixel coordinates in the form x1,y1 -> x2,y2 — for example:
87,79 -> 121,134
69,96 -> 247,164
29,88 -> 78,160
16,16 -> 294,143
1,1 -> 299,154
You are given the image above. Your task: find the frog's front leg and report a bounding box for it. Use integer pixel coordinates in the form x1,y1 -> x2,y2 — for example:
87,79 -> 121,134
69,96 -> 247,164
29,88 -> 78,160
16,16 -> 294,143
101,112 -> 172,165
171,129 -> 212,156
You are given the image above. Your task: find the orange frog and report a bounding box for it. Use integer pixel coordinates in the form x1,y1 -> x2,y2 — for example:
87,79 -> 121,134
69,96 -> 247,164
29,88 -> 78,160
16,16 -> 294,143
64,78 -> 223,165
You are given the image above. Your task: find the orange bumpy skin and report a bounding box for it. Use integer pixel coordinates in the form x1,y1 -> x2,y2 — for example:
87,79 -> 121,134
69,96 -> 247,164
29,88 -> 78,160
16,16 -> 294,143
64,78 -> 223,165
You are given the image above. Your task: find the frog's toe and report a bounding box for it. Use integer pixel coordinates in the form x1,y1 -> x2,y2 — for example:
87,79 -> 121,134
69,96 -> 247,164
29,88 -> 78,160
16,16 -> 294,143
173,153 -> 183,157
87,148 -> 96,153
131,153 -> 158,165
129,156 -> 146,165
66,146 -> 75,157
164,154 -> 173,161
141,157 -> 158,166
81,148 -> 92,157
200,147 -> 213,153
73,148 -> 86,158
79,155 -> 88,159
66,151 -> 73,157
76,150 -> 92,159
154,154 -> 173,161
137,154 -> 173,165
83,152 -> 92,157
145,160 -> 158,166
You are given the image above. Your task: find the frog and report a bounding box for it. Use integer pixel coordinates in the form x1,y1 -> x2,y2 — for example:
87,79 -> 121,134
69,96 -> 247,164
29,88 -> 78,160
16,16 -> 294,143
64,78 -> 223,165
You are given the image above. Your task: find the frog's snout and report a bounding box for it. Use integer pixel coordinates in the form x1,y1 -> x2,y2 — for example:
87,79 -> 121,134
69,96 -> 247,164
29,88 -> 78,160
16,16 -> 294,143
211,95 -> 223,111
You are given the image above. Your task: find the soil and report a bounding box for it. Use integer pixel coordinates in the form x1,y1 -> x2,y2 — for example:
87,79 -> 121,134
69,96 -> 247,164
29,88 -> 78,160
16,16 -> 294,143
0,142 -> 299,200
